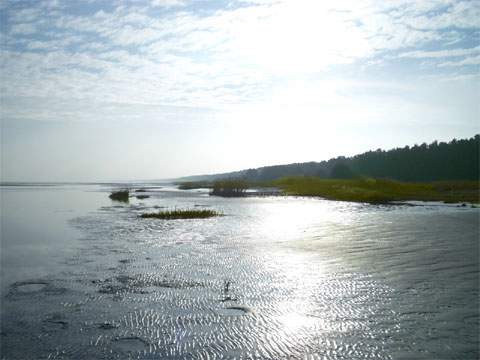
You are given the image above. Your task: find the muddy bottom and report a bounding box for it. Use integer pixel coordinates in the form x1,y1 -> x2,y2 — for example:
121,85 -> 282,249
112,336 -> 150,352
1,185 -> 478,360
14,282 -> 48,293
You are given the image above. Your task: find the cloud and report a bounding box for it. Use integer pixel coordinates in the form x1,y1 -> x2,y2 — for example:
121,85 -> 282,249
438,54 -> 480,67
9,22 -> 36,35
399,46 -> 480,58
150,0 -> 187,8
401,0 -> 480,30
0,0 -> 479,124
7,7 -> 42,23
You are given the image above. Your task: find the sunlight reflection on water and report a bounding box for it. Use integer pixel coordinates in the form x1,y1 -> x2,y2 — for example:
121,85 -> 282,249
1,184 -> 478,359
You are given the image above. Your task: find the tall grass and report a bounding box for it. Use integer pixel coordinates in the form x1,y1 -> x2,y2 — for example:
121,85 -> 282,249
140,208 -> 222,220
211,180 -> 248,197
177,181 -> 213,190
272,177 -> 479,204
109,189 -> 129,202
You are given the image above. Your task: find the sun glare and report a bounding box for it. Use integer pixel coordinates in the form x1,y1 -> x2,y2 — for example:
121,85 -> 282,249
232,1 -> 370,74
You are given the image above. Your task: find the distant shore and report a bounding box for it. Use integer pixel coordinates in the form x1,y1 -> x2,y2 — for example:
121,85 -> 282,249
177,177 -> 480,205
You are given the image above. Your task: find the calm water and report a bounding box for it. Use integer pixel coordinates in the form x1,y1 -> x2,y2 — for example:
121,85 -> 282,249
0,184 -> 478,359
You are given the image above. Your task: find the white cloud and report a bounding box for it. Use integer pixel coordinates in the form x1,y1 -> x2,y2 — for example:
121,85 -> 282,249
10,22 -> 36,35
438,55 -> 480,67
150,0 -> 187,8
25,40 -> 53,50
400,46 -> 480,58
8,7 -> 42,23
1,0 -> 479,181
1,0 -> 479,121
402,0 -> 480,30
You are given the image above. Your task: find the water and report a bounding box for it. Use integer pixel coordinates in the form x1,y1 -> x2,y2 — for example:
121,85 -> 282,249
0,184 -> 478,359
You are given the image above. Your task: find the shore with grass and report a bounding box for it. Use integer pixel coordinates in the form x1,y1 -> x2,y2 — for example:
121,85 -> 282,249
271,177 -> 480,204
176,177 -> 479,204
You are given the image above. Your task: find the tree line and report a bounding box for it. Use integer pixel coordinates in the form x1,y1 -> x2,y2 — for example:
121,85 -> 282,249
183,135 -> 479,183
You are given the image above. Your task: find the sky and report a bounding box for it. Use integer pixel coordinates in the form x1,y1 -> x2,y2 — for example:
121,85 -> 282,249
0,0 -> 479,182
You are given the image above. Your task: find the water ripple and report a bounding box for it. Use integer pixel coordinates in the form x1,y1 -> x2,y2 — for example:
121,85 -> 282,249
2,192 -> 478,359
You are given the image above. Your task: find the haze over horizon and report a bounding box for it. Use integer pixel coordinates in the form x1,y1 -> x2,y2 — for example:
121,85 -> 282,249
1,0 -> 479,182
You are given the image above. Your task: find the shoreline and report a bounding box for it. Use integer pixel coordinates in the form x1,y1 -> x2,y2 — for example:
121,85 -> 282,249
176,177 -> 480,205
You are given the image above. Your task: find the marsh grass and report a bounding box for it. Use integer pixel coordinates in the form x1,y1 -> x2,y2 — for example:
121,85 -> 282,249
140,208 -> 222,220
109,189 -> 129,202
272,177 -> 480,204
211,180 -> 249,197
177,181 -> 213,190
136,195 -> 150,199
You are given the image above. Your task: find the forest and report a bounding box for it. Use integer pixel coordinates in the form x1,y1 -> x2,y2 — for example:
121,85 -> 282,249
181,135 -> 479,183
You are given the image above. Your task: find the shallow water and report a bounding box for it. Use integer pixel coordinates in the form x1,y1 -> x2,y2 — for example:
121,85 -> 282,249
0,184 -> 478,359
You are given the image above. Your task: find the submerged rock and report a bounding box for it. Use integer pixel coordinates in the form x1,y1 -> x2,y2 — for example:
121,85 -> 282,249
217,305 -> 253,316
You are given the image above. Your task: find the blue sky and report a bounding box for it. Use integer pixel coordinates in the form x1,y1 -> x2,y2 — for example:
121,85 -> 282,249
1,0 -> 479,181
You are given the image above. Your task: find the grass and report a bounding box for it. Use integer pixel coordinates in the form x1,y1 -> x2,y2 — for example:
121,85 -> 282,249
211,180 -> 249,197
140,208 -> 222,220
136,195 -> 150,199
271,177 -> 480,204
177,181 -> 213,190
109,189 -> 129,202
178,180 -> 273,193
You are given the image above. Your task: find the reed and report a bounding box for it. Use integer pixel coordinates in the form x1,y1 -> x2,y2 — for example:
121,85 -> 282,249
211,180 -> 248,197
109,189 -> 129,202
177,181 -> 213,190
272,177 -> 480,204
140,208 -> 222,219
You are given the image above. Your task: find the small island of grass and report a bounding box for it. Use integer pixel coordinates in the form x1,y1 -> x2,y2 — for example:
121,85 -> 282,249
177,180 -> 250,197
140,209 -> 222,220
136,195 -> 150,199
109,189 -> 129,202
211,180 -> 249,197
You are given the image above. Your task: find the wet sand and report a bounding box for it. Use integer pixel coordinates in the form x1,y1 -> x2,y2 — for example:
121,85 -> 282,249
1,184 -> 478,359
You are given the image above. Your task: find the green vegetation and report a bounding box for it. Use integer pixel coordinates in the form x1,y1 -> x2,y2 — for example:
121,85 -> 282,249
175,180 -> 251,196
109,189 -> 129,202
272,177 -> 480,204
136,195 -> 150,199
176,174 -> 480,204
177,181 -> 213,190
181,135 -> 479,183
140,208 -> 222,219
211,180 -> 249,197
